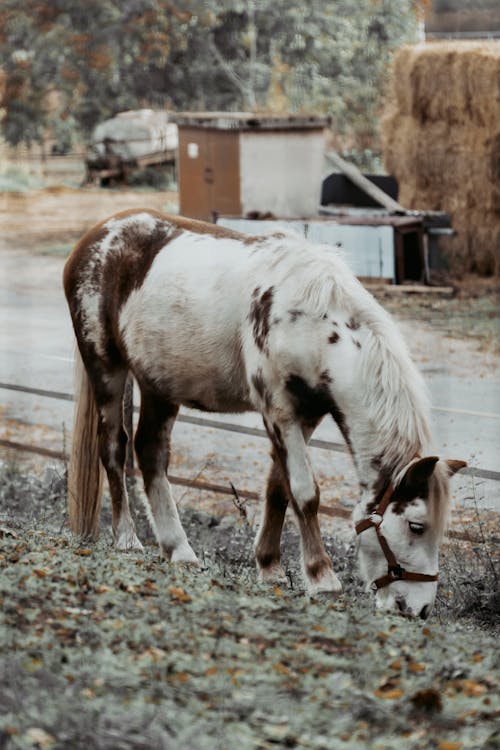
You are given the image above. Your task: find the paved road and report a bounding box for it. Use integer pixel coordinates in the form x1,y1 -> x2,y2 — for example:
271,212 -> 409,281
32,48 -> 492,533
1,249 -> 498,511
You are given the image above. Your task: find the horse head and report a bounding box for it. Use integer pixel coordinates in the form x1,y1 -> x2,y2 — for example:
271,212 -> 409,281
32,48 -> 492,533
354,457 -> 467,619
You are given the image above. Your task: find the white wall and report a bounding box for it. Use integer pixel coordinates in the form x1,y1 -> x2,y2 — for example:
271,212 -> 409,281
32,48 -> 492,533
239,130 -> 325,218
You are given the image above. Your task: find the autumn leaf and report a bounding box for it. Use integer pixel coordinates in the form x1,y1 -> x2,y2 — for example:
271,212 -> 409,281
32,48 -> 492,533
462,680 -> 487,697
168,586 -> 191,603
437,741 -> 463,750
73,548 -> 92,557
273,662 -> 292,676
408,662 -> 426,673
25,727 -> 55,748
374,688 -> 404,700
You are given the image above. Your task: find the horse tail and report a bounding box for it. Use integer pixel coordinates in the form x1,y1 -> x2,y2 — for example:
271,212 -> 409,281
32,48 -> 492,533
67,347 -> 104,538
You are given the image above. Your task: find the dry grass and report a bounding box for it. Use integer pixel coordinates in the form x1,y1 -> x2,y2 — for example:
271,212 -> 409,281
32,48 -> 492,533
381,42 -> 500,276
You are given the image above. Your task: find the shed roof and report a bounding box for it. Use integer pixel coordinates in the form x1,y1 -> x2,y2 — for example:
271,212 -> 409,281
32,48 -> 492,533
172,111 -> 331,131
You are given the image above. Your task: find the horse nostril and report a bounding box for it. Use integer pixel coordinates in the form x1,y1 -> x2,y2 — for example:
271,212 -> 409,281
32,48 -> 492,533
395,598 -> 406,613
419,604 -> 430,620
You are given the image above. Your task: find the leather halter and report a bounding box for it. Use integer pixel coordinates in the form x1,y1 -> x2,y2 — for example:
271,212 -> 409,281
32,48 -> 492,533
355,484 -> 439,591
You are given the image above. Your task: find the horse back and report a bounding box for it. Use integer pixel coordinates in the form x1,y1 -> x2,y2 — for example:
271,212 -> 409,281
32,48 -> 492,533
63,210 -> 263,410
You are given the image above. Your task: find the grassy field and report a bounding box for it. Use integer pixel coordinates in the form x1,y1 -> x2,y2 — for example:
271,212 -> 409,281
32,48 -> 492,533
0,183 -> 498,748
0,466 -> 498,750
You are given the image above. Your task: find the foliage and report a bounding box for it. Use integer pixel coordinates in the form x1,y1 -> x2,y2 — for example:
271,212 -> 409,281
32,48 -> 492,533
0,1 -> 419,152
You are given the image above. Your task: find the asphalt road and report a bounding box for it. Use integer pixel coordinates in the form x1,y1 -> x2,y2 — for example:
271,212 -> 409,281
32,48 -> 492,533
0,249 -> 498,512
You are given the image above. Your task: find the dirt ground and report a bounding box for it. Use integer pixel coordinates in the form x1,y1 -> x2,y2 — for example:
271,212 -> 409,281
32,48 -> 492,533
0,186 -> 499,749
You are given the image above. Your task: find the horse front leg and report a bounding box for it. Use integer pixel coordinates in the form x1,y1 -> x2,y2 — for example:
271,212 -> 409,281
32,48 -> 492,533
264,418 -> 342,596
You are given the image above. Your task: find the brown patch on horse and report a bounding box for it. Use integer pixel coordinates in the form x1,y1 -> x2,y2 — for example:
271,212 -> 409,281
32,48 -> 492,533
63,224 -> 109,302
352,337 -> 361,349
285,373 -> 350,447
306,557 -> 333,583
346,317 -> 360,330
263,419 -> 288,476
329,330 -> 340,344
251,369 -> 272,410
255,459 -> 289,571
249,286 -> 274,353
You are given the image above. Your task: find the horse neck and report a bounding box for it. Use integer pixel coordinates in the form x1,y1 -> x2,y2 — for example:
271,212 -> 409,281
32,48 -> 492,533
346,418 -> 423,494
328,322 -> 431,490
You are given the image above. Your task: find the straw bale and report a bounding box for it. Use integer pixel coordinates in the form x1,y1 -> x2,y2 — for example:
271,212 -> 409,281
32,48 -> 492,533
382,42 -> 500,275
389,42 -> 500,129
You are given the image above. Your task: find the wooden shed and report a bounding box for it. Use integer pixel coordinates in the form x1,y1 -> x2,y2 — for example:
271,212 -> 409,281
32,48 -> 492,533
174,112 -> 329,221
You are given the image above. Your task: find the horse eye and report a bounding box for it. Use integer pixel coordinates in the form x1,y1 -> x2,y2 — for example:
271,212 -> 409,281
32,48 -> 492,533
409,522 -> 425,536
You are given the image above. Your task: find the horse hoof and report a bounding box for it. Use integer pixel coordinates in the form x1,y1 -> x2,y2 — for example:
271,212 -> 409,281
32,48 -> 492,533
258,563 -> 287,585
171,544 -> 199,565
115,533 -> 144,552
307,572 -> 343,597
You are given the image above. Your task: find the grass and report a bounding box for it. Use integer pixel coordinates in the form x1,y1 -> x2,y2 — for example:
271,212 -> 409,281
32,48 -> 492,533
0,462 -> 498,749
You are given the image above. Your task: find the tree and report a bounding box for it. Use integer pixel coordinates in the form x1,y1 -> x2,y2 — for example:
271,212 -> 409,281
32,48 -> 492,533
0,0 -> 419,157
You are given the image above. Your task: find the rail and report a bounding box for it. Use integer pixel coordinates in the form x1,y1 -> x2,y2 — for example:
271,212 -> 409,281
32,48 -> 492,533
0,381 -> 497,544
1,381 -> 498,482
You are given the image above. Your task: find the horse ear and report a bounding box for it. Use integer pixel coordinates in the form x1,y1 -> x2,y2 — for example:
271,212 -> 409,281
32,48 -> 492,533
402,456 -> 440,493
445,459 -> 467,476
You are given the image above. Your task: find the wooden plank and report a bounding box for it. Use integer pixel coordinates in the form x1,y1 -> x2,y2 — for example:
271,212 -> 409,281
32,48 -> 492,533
325,152 -> 407,213
364,283 -> 455,297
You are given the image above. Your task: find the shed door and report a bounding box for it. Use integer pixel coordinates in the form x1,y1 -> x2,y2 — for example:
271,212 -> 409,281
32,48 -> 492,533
178,128 -> 241,220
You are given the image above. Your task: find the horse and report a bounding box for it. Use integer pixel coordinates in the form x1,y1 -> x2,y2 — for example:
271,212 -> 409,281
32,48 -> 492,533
63,209 -> 466,618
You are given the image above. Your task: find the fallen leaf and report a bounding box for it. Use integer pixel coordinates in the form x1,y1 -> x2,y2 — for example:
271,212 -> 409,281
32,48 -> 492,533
168,586 -> 190,603
74,548 -> 92,557
273,663 -> 292,676
374,688 -> 404,700
25,727 -> 55,748
409,662 -> 426,673
95,585 -> 111,594
437,742 -> 463,750
462,680 -> 487,697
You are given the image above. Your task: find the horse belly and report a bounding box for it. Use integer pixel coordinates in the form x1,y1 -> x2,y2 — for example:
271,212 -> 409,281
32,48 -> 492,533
119,272 -> 251,412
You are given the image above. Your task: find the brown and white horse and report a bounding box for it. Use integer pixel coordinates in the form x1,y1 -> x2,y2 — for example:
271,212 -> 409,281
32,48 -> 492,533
63,209 -> 466,618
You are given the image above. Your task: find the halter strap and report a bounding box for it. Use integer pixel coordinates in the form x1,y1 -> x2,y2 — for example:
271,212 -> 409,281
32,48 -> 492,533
355,483 -> 438,591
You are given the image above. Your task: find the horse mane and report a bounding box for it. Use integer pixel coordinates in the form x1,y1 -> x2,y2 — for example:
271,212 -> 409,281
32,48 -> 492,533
266,236 -> 451,537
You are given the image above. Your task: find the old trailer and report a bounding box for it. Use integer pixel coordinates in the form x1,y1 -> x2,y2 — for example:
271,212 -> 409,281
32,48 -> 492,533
85,109 -> 178,185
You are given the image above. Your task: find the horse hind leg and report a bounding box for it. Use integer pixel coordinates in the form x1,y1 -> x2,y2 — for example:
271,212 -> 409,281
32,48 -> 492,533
134,389 -> 198,564
255,453 -> 289,583
95,367 -> 143,550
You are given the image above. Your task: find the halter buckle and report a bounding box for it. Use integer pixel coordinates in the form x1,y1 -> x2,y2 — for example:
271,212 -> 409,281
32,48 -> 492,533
389,564 -> 405,580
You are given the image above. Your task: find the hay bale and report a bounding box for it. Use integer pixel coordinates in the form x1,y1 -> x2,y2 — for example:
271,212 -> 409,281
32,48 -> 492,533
382,42 -> 500,276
